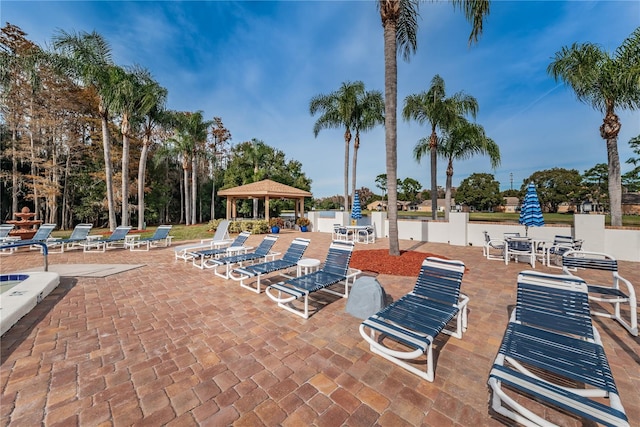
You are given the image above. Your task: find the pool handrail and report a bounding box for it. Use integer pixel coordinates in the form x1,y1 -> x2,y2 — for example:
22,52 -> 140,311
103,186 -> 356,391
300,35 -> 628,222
0,241 -> 48,271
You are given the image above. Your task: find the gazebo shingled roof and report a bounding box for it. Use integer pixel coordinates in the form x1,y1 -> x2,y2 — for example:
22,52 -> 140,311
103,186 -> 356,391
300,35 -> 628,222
217,179 -> 311,222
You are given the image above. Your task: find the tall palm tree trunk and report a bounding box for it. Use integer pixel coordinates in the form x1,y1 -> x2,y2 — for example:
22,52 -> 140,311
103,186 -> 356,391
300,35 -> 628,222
183,165 -> 191,225
137,137 -> 151,229
444,158 -> 454,222
100,109 -> 117,231
601,108 -> 622,226
383,16 -> 400,256
351,132 -> 360,201
343,129 -> 351,212
191,156 -> 197,225
11,127 -> 18,214
429,131 -> 438,220
121,115 -> 131,227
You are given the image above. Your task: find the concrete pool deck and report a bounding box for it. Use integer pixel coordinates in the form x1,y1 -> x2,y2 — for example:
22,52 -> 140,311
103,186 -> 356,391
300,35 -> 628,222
1,231 -> 638,426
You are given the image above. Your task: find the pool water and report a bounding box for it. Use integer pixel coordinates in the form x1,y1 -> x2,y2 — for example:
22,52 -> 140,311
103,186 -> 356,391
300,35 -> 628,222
0,274 -> 28,294
1,280 -> 22,294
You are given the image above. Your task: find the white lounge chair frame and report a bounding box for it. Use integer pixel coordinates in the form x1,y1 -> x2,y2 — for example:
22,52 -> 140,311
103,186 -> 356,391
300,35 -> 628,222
205,234 -> 279,279
129,225 -> 174,251
563,250 -> 637,337
174,220 -> 232,261
188,231 -> 251,269
359,257 -> 468,382
229,237 -> 310,293
82,226 -> 132,252
265,241 -> 361,318
488,271 -> 629,427
46,223 -> 93,253
482,231 -> 505,261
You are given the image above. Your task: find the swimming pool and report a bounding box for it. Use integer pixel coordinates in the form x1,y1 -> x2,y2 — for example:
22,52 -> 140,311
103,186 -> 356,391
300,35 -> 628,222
0,272 -> 60,336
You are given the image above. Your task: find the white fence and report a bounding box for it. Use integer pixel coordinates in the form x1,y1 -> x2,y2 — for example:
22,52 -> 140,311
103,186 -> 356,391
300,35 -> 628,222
307,211 -> 640,262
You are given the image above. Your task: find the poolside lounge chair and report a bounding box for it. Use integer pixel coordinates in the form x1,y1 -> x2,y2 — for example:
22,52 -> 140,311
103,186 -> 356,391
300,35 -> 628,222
46,223 -> 93,253
359,257 -> 468,382
563,250 -> 637,336
129,225 -> 173,251
545,234 -> 583,268
205,234 -> 279,279
18,224 -> 57,252
174,220 -> 232,261
0,224 -> 19,254
0,224 -> 15,241
189,231 -> 252,269
265,241 -> 360,318
229,237 -> 310,293
488,271 -> 629,427
82,226 -> 132,252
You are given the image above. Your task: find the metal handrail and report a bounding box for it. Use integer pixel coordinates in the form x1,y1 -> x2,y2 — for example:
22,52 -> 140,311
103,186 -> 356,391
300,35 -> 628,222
0,241 -> 49,271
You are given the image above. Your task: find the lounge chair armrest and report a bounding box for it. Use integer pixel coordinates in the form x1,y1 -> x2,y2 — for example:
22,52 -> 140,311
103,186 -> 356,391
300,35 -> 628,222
359,323 -> 425,360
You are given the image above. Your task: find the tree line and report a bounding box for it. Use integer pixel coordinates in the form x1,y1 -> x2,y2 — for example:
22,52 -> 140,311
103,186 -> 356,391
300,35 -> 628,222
0,24 -> 311,229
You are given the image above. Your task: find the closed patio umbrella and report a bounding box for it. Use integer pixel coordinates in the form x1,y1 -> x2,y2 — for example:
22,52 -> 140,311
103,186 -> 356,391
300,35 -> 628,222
351,191 -> 362,225
519,182 -> 545,236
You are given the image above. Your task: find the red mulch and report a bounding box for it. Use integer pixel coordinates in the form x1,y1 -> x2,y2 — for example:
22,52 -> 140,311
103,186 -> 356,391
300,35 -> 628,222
350,250 -> 446,277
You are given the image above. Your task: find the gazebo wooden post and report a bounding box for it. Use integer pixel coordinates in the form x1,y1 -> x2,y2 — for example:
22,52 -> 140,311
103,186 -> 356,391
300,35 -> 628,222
265,197 -> 270,223
225,196 -> 232,220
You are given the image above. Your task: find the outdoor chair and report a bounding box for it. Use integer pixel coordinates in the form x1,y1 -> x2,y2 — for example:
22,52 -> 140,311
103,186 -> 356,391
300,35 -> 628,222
82,226 -> 132,252
205,234 -> 279,279
482,231 -> 505,261
1,224 -> 56,255
357,225 -> 375,244
129,225 -> 174,251
562,250 -> 637,336
189,231 -> 251,269
265,241 -> 361,318
504,236 -> 536,268
174,220 -> 232,261
488,271 -> 629,427
46,223 -> 93,253
229,237 -> 310,293
546,235 -> 583,268
359,257 -> 469,382
23,224 -> 57,252
0,224 -> 15,241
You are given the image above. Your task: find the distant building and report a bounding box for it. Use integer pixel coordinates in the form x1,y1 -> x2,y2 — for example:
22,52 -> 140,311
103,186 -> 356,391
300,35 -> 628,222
622,193 -> 640,215
498,196 -> 520,213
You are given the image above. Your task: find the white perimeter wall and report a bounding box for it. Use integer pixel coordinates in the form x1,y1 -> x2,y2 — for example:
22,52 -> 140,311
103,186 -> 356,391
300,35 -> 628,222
312,211 -> 640,262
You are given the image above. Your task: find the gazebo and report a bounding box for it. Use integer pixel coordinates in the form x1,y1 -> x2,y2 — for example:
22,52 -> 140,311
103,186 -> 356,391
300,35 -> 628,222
217,179 -> 312,223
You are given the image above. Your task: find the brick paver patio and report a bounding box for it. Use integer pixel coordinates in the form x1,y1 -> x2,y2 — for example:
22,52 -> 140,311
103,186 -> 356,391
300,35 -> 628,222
1,231 -> 638,426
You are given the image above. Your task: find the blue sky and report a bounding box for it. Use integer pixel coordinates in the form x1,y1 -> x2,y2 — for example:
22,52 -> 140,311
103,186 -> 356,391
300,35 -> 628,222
3,1 -> 639,198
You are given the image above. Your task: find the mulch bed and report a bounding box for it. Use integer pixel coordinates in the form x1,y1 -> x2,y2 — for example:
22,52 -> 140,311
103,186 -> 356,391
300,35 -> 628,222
350,249 -> 446,277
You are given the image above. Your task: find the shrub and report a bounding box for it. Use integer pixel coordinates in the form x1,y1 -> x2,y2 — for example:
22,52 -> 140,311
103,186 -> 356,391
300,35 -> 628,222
296,217 -> 311,227
269,217 -> 284,227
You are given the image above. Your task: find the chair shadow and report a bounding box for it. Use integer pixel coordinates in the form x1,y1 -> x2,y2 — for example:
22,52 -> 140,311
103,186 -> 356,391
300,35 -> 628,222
1,277 -> 78,364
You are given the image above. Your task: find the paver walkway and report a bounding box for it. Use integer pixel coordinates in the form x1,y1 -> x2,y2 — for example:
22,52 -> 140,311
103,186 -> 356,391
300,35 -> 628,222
1,231 -> 638,426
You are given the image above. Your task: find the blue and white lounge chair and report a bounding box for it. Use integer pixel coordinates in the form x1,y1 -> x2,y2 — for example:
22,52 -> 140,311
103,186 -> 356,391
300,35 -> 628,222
563,250 -> 637,337
174,220 -> 232,261
46,223 -> 93,253
265,241 -> 360,318
229,237 -> 310,293
18,224 -> 57,252
0,224 -> 15,241
359,257 -> 468,382
189,231 -> 251,269
82,226 -> 132,252
206,235 -> 280,279
488,271 -> 629,427
129,225 -> 173,251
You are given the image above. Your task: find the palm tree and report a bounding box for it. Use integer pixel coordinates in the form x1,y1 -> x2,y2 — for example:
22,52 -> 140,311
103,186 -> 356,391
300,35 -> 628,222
136,75 -> 168,230
435,120 -> 500,221
378,0 -> 490,255
52,30 -> 118,230
310,81 -> 364,212
548,28 -> 640,226
404,74 -> 479,220
351,89 -> 385,200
